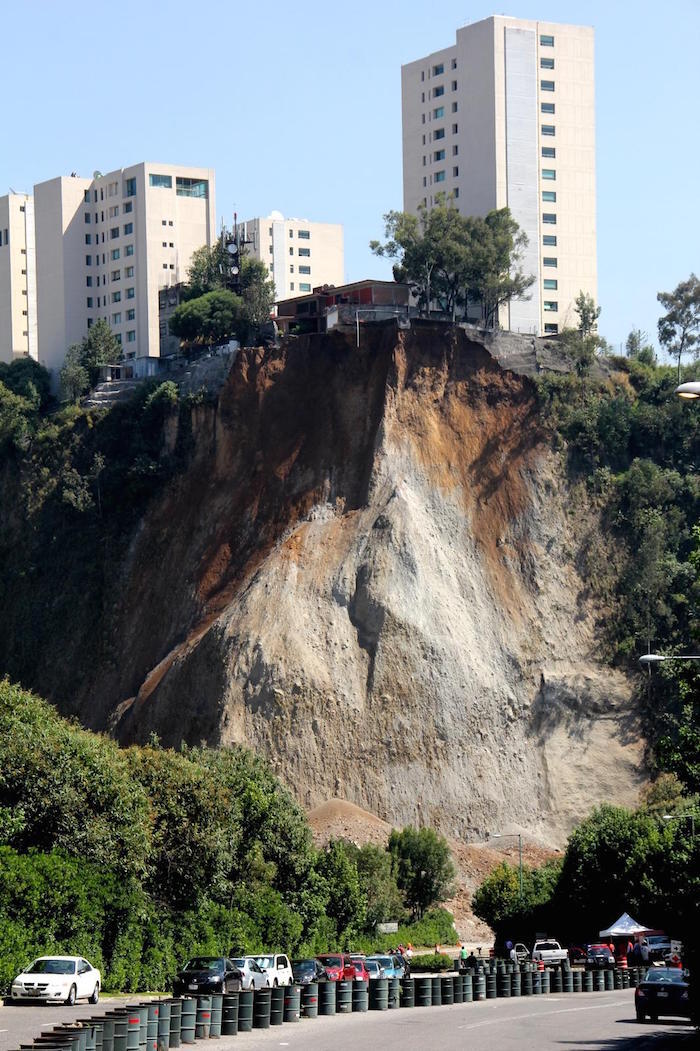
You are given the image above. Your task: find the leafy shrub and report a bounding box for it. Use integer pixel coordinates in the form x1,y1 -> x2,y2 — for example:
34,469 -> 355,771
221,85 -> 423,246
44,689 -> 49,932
409,953 -> 454,972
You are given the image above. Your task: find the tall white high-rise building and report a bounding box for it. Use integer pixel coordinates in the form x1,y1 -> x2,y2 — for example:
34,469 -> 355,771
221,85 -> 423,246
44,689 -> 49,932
34,162 -> 215,376
402,16 -> 596,334
0,192 -> 38,363
242,212 -> 344,301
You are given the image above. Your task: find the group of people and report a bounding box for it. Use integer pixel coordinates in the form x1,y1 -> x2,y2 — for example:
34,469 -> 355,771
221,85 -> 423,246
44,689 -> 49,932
458,945 -> 481,971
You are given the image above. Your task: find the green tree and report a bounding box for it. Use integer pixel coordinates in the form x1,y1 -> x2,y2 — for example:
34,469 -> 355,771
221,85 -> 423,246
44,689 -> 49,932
467,208 -> 535,328
574,291 -> 601,336
0,358 -> 51,411
239,254 -> 276,328
625,328 -> 657,367
81,319 -> 122,385
315,840 -> 366,942
344,842 -> 407,928
0,382 -> 33,450
657,273 -> 700,381
388,826 -> 455,920
60,343 -> 90,403
186,241 -> 229,298
169,289 -> 247,347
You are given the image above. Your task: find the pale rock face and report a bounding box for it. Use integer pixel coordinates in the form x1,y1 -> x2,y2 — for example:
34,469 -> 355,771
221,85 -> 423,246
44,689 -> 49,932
108,325 -> 644,848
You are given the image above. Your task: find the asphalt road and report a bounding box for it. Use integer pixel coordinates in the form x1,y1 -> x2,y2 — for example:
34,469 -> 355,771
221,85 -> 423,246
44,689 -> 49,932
0,991 -> 695,1051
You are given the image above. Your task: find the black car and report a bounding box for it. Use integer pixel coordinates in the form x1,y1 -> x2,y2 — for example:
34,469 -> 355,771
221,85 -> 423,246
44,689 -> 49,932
291,959 -> 327,985
634,967 -> 691,1023
585,944 -> 615,969
173,957 -> 242,996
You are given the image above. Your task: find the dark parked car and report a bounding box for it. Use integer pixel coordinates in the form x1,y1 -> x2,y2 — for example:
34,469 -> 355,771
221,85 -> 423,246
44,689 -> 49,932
173,957 -> 242,996
635,967 -> 691,1023
586,944 -> 615,969
292,959 -> 327,985
568,946 -> 587,965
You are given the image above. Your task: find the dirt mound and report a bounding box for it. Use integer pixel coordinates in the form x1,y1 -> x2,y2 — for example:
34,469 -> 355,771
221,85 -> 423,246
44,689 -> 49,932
308,798 -> 393,847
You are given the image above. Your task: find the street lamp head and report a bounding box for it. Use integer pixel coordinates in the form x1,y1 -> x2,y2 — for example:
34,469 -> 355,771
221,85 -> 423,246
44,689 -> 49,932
662,814 -> 673,821
639,654 -> 667,664
675,381 -> 700,399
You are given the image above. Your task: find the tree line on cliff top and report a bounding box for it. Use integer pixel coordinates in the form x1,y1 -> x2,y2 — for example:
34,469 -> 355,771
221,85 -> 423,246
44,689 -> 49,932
0,680 -> 456,992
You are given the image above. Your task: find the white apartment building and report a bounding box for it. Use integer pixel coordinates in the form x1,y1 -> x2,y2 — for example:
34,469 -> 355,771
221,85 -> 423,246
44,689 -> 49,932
242,211 -> 344,301
402,16 -> 596,335
0,193 -> 38,363
34,162 -> 215,376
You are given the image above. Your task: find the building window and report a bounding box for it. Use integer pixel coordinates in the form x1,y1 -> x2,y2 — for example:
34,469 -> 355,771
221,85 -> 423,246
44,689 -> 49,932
433,85 -> 444,97
85,234 -> 92,245
84,190 -> 90,203
541,57 -> 554,69
84,212 -> 91,223
110,227 -> 119,239
452,123 -> 458,133
540,34 -> 554,46
289,229 -> 293,237
433,106 -> 444,118
111,249 -> 120,260
126,330 -> 136,342
299,283 -> 311,292
542,213 -> 557,224
85,255 -> 92,265
543,234 -> 557,246
125,266 -> 134,278
109,205 -> 119,218
434,149 -> 445,161
86,297 -> 93,308
126,287 -> 135,299
289,246 -> 294,255
434,170 -> 446,183
451,102 -> 458,113
126,309 -> 135,321
541,102 -> 555,114
162,241 -> 168,248
452,145 -> 459,156
423,176 -> 427,187
451,80 -> 457,91
289,264 -> 294,273
298,247 -> 310,257
125,244 -> 134,256
111,291 -> 121,303
544,323 -> 558,334
289,280 -> 294,289
544,279 -> 558,291
542,170 -> 556,181
124,222 -> 133,235
299,265 -> 311,274
176,176 -> 208,198
543,301 -> 558,312
433,63 -> 444,75
297,229 -> 310,239
111,269 -> 121,281
149,174 -> 172,188
451,58 -> 457,69
541,80 -> 555,91
86,276 -> 93,287
434,127 -> 445,140
542,190 -> 556,202
542,146 -> 556,158
453,166 -> 459,176
124,177 -> 136,197
541,125 -> 555,136
543,256 -> 558,267
112,312 -> 121,324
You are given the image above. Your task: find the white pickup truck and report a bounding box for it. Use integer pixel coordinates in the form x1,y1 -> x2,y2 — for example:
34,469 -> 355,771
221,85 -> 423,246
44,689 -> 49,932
532,940 -> 568,966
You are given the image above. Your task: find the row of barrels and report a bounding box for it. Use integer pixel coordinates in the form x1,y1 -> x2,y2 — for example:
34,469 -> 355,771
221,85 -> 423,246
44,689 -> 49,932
14,967 -> 642,1051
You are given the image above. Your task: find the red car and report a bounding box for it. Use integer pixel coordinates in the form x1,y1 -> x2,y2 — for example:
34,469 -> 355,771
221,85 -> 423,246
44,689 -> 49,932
317,954 -> 367,982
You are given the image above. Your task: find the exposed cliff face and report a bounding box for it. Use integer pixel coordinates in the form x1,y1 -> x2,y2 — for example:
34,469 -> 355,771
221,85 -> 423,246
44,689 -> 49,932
69,322 -> 643,848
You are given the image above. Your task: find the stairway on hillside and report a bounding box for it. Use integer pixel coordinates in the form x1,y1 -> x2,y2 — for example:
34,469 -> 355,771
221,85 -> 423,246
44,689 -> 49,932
83,378 -> 144,409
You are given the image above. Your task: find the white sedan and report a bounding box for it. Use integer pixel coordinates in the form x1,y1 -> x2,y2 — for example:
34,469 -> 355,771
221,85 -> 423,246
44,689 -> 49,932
11,956 -> 101,1005
232,957 -> 270,990
252,954 -> 294,987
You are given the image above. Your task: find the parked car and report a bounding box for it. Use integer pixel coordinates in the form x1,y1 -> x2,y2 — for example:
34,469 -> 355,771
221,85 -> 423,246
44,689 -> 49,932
349,958 -> 370,982
252,953 -> 293,987
365,959 -> 385,980
635,967 -> 691,1022
513,943 -> 530,964
292,959 -> 327,985
173,957 -> 242,996
317,954 -> 357,981
11,956 -> 101,1005
568,946 -> 587,965
367,955 -> 402,980
585,944 -> 615,969
232,957 -> 270,990
641,935 -> 673,962
532,940 -> 568,966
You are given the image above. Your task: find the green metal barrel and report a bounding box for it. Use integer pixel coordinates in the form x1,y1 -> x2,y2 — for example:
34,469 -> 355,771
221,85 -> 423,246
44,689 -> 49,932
452,975 -> 463,1003
521,971 -> 533,997
541,970 -> 550,995
168,1001 -> 182,1049
613,969 -> 623,990
622,969 -> 630,989
551,969 -> 563,994
253,988 -> 271,1028
101,1017 -> 116,1051
563,970 -> 573,993
485,973 -> 497,999
351,980 -> 368,1013
369,978 -> 388,1011
270,985 -> 285,1025
300,983 -> 318,1019
194,997 -> 211,1039
143,1003 -> 158,1051
497,972 -> 510,998
318,981 -> 335,1016
604,969 -> 614,991
156,1001 -> 170,1051
221,994 -> 238,1036
511,972 -> 521,996
179,999 -> 196,1044
237,990 -> 253,1033
572,970 -> 583,993
400,977 -> 414,1007
388,976 -> 400,1009
592,970 -> 603,992
583,970 -> 593,992
336,980 -> 352,1014
283,985 -> 301,1022
441,976 -> 453,1005
462,974 -> 473,1002
414,976 -> 432,1007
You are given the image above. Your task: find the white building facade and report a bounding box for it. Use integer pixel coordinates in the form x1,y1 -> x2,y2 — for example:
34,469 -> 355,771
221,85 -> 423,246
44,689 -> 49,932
242,211 -> 344,301
0,193 -> 38,363
401,16 -> 597,335
34,162 -> 215,376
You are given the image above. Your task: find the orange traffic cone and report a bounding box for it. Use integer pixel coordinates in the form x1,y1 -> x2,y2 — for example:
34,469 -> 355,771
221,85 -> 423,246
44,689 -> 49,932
537,959 -> 544,971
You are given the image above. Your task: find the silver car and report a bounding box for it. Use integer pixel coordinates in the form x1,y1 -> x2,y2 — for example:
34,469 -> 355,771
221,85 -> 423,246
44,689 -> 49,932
234,957 -> 270,990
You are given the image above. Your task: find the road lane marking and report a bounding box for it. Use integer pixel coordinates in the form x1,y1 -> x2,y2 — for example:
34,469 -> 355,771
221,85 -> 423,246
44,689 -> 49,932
457,999 -> 629,1030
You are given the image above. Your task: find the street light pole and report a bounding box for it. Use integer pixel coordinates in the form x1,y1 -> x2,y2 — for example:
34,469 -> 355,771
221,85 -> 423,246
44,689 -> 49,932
663,813 -> 696,839
492,833 -> 523,900
639,653 -> 700,664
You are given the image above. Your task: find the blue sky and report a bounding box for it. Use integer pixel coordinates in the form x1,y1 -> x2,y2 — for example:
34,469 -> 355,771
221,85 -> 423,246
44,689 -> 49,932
2,0 -> 698,352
